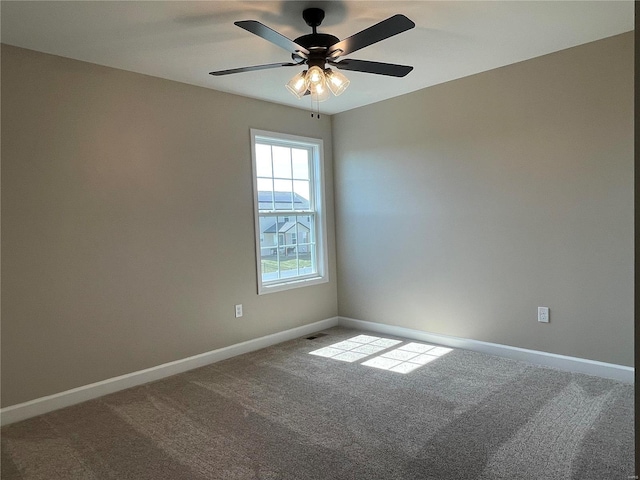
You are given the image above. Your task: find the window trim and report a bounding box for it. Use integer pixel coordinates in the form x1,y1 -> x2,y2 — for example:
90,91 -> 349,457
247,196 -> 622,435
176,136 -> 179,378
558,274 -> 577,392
250,129 -> 329,295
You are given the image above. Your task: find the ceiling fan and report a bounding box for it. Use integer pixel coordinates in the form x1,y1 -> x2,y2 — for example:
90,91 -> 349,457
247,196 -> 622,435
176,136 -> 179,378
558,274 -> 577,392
209,8 -> 415,102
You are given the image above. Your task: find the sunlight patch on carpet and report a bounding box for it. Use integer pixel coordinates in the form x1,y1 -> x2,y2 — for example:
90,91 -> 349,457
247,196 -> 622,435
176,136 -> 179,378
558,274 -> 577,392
309,335 -> 451,373
362,343 -> 452,374
308,335 -> 395,362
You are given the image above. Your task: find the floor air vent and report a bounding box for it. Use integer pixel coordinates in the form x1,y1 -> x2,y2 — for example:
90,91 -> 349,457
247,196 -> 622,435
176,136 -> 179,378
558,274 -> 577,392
306,333 -> 328,340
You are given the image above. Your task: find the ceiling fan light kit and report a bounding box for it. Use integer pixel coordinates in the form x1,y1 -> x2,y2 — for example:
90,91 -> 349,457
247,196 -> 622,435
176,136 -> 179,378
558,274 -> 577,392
210,7 -> 415,107
285,70 -> 308,98
325,69 -> 350,96
305,65 -> 325,91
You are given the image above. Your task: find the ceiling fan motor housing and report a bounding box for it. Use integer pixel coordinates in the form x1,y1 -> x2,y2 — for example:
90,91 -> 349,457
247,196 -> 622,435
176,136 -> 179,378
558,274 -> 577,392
293,9 -> 339,69
292,34 -> 339,68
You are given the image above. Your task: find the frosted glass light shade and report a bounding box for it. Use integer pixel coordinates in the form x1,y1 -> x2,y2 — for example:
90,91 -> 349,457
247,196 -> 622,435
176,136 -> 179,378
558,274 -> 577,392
286,70 -> 308,98
311,81 -> 330,102
305,66 -> 326,93
325,69 -> 350,96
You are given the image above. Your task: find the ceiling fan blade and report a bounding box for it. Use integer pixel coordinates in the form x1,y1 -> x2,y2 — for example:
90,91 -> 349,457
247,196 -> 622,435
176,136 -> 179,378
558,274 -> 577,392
210,62 -> 300,76
329,15 -> 415,57
330,59 -> 413,77
235,20 -> 310,56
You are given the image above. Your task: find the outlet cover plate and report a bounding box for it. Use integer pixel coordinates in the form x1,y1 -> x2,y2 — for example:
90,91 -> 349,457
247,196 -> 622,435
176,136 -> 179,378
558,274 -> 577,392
537,306 -> 549,323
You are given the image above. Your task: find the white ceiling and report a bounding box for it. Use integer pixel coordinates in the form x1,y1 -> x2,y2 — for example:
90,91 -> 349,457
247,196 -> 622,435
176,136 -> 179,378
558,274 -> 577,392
1,1 -> 633,115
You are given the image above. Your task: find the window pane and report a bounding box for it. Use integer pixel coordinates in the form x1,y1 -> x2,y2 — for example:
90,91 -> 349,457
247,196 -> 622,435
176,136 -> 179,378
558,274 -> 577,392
260,216 -> 279,283
279,246 -> 298,279
272,146 -> 292,179
255,144 -> 272,177
257,178 -> 274,210
296,215 -> 313,275
273,179 -> 293,210
278,215 -> 293,238
299,247 -> 312,276
293,180 -> 310,209
259,216 -> 278,250
292,149 -> 309,180
260,248 -> 278,283
296,215 -> 311,244
308,244 -> 317,274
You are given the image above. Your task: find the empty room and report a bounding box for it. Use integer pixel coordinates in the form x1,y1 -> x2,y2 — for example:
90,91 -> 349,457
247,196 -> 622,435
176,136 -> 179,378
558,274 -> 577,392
1,1 -> 635,479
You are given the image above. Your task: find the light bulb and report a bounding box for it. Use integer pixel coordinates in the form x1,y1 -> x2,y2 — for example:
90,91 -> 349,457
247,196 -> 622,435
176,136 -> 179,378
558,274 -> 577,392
305,66 -> 326,94
325,68 -> 350,96
286,70 -> 308,99
311,81 -> 330,102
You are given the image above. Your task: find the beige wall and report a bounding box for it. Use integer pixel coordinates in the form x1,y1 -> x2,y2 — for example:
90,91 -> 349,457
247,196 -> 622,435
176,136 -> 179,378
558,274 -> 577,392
333,33 -> 634,366
1,45 -> 338,407
1,31 -> 634,407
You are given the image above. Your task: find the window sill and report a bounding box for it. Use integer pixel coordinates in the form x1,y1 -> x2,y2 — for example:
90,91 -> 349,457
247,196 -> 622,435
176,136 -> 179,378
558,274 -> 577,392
258,275 -> 329,295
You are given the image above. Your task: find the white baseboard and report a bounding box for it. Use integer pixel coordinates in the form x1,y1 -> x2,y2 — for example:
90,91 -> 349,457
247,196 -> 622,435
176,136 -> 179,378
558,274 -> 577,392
0,317 -> 339,426
2,314 -> 631,426
338,316 -> 634,384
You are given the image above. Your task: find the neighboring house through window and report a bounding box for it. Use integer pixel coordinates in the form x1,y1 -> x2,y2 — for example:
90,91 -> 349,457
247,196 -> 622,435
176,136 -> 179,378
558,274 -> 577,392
250,129 -> 328,294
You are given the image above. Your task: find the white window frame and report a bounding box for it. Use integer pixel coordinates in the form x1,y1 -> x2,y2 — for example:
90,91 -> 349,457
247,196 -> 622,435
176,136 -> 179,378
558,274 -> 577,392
250,129 -> 329,295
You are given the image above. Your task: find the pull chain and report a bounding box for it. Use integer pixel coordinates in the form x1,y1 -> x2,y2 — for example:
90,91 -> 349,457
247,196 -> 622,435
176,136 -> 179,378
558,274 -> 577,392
310,94 -> 321,119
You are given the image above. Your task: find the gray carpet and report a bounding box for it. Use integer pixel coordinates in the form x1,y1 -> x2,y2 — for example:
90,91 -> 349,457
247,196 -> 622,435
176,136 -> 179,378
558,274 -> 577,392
1,327 -> 635,479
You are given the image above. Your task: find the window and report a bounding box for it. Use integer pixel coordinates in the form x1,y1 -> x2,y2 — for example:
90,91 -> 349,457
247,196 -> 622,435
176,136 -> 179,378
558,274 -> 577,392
251,129 -> 328,294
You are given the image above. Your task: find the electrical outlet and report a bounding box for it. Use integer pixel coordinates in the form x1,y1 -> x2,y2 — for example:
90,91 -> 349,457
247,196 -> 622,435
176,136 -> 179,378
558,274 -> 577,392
537,306 -> 549,323
235,304 -> 243,318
